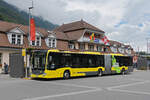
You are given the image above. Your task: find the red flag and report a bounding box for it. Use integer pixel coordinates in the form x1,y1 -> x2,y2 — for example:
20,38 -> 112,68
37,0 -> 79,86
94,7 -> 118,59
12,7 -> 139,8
30,18 -> 36,41
101,35 -> 109,45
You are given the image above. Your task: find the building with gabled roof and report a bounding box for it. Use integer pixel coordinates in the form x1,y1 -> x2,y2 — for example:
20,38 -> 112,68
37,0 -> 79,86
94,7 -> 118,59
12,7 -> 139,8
54,20 -> 105,33
0,20 -> 134,70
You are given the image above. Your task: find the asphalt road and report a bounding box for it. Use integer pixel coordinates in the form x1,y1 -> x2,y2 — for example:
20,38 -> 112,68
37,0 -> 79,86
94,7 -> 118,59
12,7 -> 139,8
0,70 -> 150,100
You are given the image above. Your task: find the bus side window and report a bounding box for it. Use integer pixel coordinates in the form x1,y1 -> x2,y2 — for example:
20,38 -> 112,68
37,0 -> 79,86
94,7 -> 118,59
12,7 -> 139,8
71,54 -> 79,68
60,55 -> 65,67
96,55 -> 102,66
79,55 -> 84,67
101,55 -> 104,66
71,54 -> 76,68
47,55 -> 52,70
48,56 -> 52,65
96,55 -> 103,66
65,56 -> 70,67
76,55 -> 80,68
82,55 -> 88,68
88,55 -> 96,67
116,56 -> 123,66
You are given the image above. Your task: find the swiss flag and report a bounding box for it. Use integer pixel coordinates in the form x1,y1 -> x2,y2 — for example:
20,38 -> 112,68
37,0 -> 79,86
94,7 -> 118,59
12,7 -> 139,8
30,18 -> 36,41
101,35 -> 109,45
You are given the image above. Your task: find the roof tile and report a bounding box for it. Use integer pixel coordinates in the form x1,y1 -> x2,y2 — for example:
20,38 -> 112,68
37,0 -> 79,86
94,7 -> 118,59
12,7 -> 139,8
54,20 -> 105,33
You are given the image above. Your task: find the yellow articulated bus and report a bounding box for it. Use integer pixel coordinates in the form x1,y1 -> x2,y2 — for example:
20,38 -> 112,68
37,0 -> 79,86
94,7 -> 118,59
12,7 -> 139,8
31,50 -> 133,79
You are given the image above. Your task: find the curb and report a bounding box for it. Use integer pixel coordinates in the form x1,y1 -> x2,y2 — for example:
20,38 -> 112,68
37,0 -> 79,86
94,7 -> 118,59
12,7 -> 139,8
23,77 -> 31,80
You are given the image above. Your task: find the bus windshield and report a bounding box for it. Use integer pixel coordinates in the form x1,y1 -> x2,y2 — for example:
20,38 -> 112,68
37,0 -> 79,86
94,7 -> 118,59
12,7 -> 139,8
32,52 -> 46,71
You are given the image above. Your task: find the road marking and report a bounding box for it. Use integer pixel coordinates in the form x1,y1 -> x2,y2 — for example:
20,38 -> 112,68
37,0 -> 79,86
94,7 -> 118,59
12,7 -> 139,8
107,80 -> 150,90
107,78 -> 150,96
23,89 -> 102,100
49,82 -> 99,89
23,81 -> 102,100
112,88 -> 150,95
129,78 -> 149,82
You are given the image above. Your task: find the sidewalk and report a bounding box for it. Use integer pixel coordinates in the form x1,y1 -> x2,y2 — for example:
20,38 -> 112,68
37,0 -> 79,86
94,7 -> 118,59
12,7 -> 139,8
0,74 -> 10,79
133,69 -> 150,72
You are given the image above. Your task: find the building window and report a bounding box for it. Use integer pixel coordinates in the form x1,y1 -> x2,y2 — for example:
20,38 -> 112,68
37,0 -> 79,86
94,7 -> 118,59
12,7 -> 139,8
12,34 -> 16,44
118,48 -> 124,53
52,39 -> 56,47
79,43 -> 85,50
68,43 -> 75,49
128,49 -> 131,54
45,36 -> 57,48
49,38 -> 52,47
31,37 -> 41,46
0,53 -> 2,65
97,46 -> 103,52
17,35 -> 21,44
126,49 -> 131,54
104,47 -> 109,52
32,41 -> 35,46
48,38 -> 56,48
11,34 -> 22,45
0,53 -> 2,68
110,47 -> 117,53
88,45 -> 94,51
36,37 -> 40,46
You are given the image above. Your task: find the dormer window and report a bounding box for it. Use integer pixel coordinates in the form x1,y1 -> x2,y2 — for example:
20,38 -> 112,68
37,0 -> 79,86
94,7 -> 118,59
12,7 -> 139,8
30,36 -> 41,46
48,38 -> 56,48
17,35 -> 21,44
10,34 -> 23,45
7,27 -> 24,45
68,42 -> 75,49
30,32 -> 43,46
36,37 -> 40,46
45,33 -> 57,48
12,34 -> 16,44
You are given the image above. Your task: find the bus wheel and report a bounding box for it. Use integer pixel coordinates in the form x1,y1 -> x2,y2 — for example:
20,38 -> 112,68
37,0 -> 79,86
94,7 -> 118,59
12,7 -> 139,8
98,69 -> 103,77
63,70 -> 70,79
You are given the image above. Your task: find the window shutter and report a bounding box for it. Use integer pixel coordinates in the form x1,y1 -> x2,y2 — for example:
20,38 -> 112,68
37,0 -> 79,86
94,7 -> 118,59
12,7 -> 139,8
45,38 -> 48,47
7,33 -> 12,43
55,39 -> 57,48
21,35 -> 23,45
30,40 -> 32,45
39,37 -> 41,46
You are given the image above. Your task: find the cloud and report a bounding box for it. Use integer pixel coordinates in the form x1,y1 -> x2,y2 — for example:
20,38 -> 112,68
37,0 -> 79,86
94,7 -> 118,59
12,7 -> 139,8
4,0 -> 150,51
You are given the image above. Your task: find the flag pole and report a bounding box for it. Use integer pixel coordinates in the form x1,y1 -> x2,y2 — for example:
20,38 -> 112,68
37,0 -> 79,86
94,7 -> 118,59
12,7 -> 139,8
28,0 -> 34,78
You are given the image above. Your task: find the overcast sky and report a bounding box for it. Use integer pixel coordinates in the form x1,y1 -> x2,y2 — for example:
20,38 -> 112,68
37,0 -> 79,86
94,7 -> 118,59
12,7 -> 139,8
4,0 -> 150,52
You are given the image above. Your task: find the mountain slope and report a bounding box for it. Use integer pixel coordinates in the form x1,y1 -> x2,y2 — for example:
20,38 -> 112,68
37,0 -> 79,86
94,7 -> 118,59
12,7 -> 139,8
0,0 -> 58,30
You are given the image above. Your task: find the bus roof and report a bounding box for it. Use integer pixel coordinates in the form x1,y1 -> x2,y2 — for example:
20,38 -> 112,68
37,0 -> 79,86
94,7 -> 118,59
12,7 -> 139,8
47,49 -> 129,56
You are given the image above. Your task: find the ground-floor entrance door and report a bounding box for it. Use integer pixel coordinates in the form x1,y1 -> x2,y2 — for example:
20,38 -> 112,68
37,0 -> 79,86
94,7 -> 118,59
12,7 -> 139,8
9,53 -> 25,78
0,53 -> 2,71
